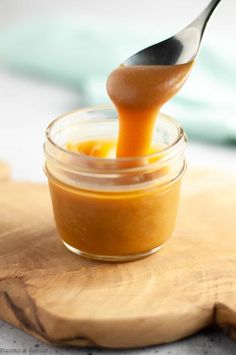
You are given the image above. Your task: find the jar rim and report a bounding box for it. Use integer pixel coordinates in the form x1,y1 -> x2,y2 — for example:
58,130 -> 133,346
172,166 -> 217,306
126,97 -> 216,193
46,105 -> 186,164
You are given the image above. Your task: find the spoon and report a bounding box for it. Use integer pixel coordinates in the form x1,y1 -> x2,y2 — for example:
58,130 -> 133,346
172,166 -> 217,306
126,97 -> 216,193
124,0 -> 222,66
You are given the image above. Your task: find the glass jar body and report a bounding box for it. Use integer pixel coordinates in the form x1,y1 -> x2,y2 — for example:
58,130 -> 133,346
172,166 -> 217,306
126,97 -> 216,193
45,107 -> 187,261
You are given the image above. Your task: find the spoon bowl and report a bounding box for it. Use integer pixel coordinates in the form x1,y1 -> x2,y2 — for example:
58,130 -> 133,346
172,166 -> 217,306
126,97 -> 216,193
124,0 -> 222,66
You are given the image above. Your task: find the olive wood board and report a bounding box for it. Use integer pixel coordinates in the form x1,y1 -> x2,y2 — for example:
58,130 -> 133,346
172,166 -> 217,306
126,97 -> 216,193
0,161 -> 11,182
0,168 -> 235,348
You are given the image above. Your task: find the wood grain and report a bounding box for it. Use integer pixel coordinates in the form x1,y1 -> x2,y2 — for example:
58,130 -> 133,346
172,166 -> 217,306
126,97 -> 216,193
0,161 -> 10,182
0,169 -> 235,348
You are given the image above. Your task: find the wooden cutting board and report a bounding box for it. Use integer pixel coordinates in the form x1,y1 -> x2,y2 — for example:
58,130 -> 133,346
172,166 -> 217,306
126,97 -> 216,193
0,167 -> 235,348
0,161 -> 11,182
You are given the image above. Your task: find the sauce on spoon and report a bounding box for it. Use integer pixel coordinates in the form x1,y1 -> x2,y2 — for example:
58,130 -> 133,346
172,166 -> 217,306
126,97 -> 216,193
106,62 -> 193,157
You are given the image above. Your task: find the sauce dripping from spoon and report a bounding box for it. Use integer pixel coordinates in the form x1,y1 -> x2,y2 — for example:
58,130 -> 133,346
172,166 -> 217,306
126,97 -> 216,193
107,62 -> 193,158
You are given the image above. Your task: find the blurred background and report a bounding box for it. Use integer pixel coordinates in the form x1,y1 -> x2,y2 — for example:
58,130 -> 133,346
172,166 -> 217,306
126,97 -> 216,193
0,0 -> 236,181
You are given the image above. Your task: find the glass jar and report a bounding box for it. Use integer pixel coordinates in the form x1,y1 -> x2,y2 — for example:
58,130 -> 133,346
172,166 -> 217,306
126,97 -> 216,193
44,107 -> 187,261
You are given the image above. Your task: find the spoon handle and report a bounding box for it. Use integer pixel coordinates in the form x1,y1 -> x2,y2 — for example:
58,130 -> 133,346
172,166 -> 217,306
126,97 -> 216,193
191,0 -> 222,34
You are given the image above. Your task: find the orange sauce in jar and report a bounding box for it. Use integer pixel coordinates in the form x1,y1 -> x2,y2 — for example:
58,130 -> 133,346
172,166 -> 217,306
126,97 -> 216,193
46,61 -> 193,260
48,138 -> 181,257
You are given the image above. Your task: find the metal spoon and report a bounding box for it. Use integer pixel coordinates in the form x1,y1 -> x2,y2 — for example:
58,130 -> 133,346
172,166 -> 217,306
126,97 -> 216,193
124,0 -> 222,66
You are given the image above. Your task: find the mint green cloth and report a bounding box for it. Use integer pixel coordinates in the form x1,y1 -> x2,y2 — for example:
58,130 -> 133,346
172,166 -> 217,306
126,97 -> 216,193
1,18 -> 236,143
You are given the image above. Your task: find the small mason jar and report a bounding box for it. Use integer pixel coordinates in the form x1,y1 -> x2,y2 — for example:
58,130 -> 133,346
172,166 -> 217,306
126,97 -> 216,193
44,107 -> 187,261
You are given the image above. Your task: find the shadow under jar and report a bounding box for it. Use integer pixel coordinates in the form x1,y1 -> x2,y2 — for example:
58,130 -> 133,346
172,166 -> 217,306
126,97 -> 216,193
44,107 -> 187,261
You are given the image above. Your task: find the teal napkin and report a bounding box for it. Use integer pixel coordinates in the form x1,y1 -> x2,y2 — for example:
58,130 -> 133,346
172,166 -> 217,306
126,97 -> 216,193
1,18 -> 235,143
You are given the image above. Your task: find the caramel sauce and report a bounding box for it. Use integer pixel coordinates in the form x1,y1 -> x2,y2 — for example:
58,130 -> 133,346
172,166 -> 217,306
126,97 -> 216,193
50,61 -> 193,257
107,63 -> 193,157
